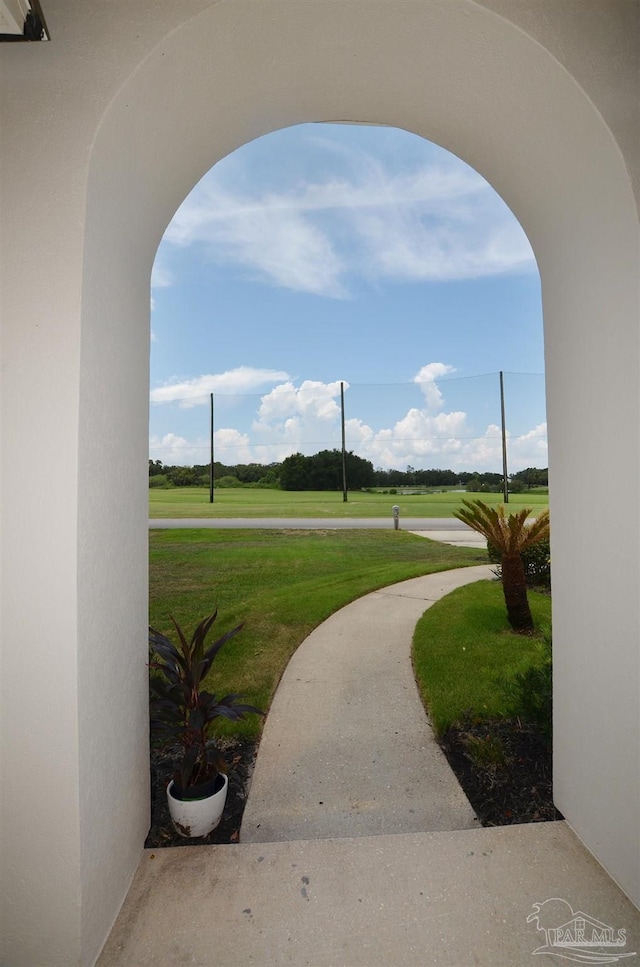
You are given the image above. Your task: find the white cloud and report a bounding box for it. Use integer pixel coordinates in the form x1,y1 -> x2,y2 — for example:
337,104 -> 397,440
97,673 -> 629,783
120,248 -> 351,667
163,182 -> 346,297
149,433 -> 209,465
343,405 -> 471,470
255,379 -> 344,425
150,366 -> 547,471
350,174 -> 534,283
414,363 -> 456,411
151,261 -> 172,290
155,146 -> 536,297
150,259 -> 172,311
507,422 -> 548,470
150,366 -> 291,407
342,417 -> 547,474
211,428 -> 255,464
248,380 -> 347,458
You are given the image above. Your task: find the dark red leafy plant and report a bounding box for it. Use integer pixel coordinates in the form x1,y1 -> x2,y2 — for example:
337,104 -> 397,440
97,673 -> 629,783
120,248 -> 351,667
149,611 -> 263,798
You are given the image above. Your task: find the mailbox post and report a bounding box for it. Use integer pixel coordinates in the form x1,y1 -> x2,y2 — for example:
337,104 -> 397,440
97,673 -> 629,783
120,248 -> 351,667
392,504 -> 400,531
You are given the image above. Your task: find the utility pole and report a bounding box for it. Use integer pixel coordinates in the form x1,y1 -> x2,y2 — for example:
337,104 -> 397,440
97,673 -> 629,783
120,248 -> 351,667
209,392 -> 214,504
341,381 -> 348,502
499,371 -> 509,503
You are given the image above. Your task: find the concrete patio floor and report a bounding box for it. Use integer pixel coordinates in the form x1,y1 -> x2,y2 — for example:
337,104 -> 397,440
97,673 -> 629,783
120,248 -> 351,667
98,823 -> 640,966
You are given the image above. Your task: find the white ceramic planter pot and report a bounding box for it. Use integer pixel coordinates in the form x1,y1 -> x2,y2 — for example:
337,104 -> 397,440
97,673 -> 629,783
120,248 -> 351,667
166,773 -> 229,838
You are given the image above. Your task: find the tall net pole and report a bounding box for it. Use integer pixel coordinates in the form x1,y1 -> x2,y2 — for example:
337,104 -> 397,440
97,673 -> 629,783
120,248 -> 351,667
341,381 -> 348,502
500,371 -> 509,503
209,392 -> 214,504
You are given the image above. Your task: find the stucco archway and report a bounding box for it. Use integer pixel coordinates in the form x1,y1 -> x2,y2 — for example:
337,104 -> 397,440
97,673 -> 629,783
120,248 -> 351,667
2,2 -> 638,964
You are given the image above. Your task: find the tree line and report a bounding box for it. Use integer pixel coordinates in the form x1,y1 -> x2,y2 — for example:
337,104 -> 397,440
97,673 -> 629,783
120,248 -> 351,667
150,453 -> 548,492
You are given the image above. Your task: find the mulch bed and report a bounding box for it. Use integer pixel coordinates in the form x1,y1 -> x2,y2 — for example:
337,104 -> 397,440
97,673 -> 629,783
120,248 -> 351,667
438,717 -> 563,826
145,737 -> 259,849
145,720 -> 560,848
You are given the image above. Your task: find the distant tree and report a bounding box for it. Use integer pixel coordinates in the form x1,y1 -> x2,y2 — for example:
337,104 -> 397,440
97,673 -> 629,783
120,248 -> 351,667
454,499 -> 550,632
415,468 -> 458,487
372,467 -> 501,490
258,467 -> 280,486
388,468 -> 407,486
233,463 -> 266,484
279,449 -> 374,491
512,467 -> 549,488
148,456 -> 547,494
279,452 -> 310,491
149,474 -> 171,488
166,466 -> 199,486
345,450 -> 375,489
308,450 -> 339,490
373,467 -> 391,487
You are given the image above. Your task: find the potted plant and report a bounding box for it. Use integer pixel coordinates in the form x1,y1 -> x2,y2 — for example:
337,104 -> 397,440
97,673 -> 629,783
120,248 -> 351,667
149,610 -> 263,838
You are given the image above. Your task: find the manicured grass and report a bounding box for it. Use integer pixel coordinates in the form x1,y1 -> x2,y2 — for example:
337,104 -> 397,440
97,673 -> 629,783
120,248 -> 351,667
149,528 -> 486,737
150,487 -> 549,519
412,580 -> 552,736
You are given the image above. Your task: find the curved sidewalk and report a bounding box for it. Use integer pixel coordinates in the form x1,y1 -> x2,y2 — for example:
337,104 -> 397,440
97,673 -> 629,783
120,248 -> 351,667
241,565 -> 493,844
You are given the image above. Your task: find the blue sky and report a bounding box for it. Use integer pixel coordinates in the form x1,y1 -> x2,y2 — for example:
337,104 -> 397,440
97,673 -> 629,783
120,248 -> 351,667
150,123 -> 547,472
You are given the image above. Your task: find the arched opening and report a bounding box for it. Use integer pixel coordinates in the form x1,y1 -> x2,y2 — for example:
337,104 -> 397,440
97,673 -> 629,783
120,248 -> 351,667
147,120 -> 549,842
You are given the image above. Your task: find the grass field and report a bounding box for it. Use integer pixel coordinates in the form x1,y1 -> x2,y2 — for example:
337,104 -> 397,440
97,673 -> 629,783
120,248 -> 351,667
149,527 -> 487,737
150,487 -> 549,519
412,580 -> 552,735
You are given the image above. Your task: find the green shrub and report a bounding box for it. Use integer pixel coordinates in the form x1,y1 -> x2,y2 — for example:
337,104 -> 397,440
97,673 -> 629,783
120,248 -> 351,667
488,537 -> 551,588
149,474 -> 173,489
216,475 -> 242,488
463,733 -> 508,768
501,628 -> 552,745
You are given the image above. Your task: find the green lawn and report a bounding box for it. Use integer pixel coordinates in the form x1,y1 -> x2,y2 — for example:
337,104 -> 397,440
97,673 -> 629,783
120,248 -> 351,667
150,487 -> 549,519
149,527 -> 487,737
412,580 -> 552,735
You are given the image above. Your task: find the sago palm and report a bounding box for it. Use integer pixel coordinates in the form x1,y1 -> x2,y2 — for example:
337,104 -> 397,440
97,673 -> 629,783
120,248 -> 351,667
454,499 -> 550,632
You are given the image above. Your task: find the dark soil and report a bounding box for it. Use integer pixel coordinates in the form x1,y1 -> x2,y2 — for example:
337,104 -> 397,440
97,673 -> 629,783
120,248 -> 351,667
438,717 -> 563,826
145,719 -> 560,848
145,738 -> 259,849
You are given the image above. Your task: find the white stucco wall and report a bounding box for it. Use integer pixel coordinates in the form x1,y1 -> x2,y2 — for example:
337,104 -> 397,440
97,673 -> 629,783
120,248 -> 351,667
1,2 -> 638,964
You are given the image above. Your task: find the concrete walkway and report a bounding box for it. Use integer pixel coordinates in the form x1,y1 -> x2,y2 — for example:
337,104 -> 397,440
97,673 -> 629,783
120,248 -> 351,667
241,567 -> 491,843
98,825 -> 640,966
409,529 -> 487,549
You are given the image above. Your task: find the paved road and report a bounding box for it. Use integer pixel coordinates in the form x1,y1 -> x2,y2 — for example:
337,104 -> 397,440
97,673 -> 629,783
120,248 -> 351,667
149,517 -> 475,531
